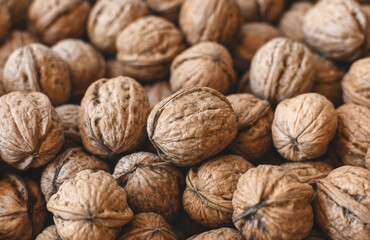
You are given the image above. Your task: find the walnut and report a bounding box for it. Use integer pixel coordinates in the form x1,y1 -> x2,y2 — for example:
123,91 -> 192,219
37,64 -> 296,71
55,104 -> 81,150
366,148 -> 370,169
233,23 -> 280,71
116,16 -> 185,82
28,0 -> 90,45
41,147 -> 110,201
236,70 -> 252,94
79,76 -> 150,159
4,0 -> 32,27
106,59 -> 127,78
227,94 -> 273,162
183,155 -> 254,228
0,91 -> 64,170
144,0 -> 183,22
232,165 -> 315,240
147,87 -> 238,167
315,166 -> 370,239
303,0 -> 370,61
236,0 -> 286,22
179,0 -> 243,47
0,174 -> 47,240
0,3 -> 10,43
3,43 -> 71,106
144,81 -> 172,109
272,93 -> 337,161
333,103 -> 370,167
249,37 -> 315,105
47,170 -> 134,240
117,212 -> 177,240
36,225 -> 61,240
342,57 -> 370,108
52,39 -> 106,102
170,41 -> 236,94
188,228 -> 244,240
88,0 -> 148,54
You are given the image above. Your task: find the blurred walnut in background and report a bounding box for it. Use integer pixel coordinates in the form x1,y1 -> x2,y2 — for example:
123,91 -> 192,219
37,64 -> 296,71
236,0 -> 285,22
144,0 -> 183,22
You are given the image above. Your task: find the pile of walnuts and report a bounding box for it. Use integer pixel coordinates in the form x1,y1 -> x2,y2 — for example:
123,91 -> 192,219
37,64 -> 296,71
0,0 -> 369,239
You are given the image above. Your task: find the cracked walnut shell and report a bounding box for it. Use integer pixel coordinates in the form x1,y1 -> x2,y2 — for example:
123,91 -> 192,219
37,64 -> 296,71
36,225 -> 61,240
55,104 -> 81,150
188,228 -> 244,240
236,0 -> 285,22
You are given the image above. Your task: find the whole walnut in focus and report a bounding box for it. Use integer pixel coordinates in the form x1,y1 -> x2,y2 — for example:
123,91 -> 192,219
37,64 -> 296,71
249,37 -> 315,105
227,94 -> 273,162
315,166 -> 370,239
179,0 -> 243,47
3,43 -> 71,105
183,155 -> 254,228
144,81 -> 172,109
233,165 -> 315,240
188,228 -> 244,240
170,41 -> 236,94
116,16 -> 185,82
28,0 -> 90,45
36,225 -> 61,240
272,93 -> 337,161
0,92 -> 64,170
0,3 -> 10,43
236,0 -> 285,22
56,104 -> 81,150
88,0 -> 148,54
303,0 -> 370,61
0,174 -> 47,240
147,87 -> 238,167
79,76 -> 150,160
144,0 -> 183,22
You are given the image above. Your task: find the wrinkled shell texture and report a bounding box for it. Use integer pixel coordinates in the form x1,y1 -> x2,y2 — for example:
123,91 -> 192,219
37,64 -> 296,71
183,155 -> 254,228
47,170 -> 133,240
144,81 -> 172,109
144,0 -> 183,21
88,0 -> 148,54
236,0 -> 286,22
28,0 -> 90,45
113,152 -> 183,221
0,91 -> 64,170
147,87 -> 238,167
232,165 -> 315,240
303,0 -> 369,61
334,103 -> 370,167
315,166 -> 370,239
118,212 -> 177,240
341,57 -> 370,108
272,93 -> 338,161
227,93 -> 273,162
250,37 -> 315,105
36,225 -> 61,240
179,0 -> 243,47
170,41 -> 236,94
55,104 -> 82,149
116,16 -> 185,82
41,147 -> 110,201
79,76 -> 150,159
0,4 -> 10,43
0,174 -> 46,240
3,43 -> 71,106
188,227 -> 244,240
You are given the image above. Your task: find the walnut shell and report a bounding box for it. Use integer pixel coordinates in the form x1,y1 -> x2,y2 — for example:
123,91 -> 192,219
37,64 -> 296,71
52,39 -> 106,102
170,41 -> 236,94
106,59 -> 128,78
179,0 -> 243,47
315,166 -> 370,239
232,165 -> 315,240
87,0 -> 148,54
36,225 -> 61,240
116,16 -> 185,82
147,87 -> 238,167
47,170 -> 134,240
366,148 -> 370,169
41,147 -> 110,201
188,228 -> 244,240
0,91 -> 64,170
0,174 -> 47,240
55,104 -> 81,150
28,0 -> 90,45
3,43 -> 71,106
144,0 -> 183,22
117,212 -> 177,240
4,0 -> 32,27
0,3 -> 10,43
333,103 -> 370,167
236,70 -> 252,94
227,93 -> 273,162
183,155 -> 254,228
236,0 -> 285,22
249,37 -> 315,105
144,81 -> 172,109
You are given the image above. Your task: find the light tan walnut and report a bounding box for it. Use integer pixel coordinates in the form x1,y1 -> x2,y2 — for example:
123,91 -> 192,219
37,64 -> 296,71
144,81 -> 172,109
36,225 -> 61,240
55,104 -> 81,150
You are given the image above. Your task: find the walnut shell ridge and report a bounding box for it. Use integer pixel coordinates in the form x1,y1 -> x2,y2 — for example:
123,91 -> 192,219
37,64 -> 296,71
188,228 -> 244,240
55,104 -> 81,150
36,225 -> 61,240
236,0 -> 285,22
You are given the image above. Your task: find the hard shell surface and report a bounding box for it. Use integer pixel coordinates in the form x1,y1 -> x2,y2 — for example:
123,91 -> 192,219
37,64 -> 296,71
236,0 -> 285,22
36,225 -> 61,240
187,228 -> 244,240
55,104 -> 81,149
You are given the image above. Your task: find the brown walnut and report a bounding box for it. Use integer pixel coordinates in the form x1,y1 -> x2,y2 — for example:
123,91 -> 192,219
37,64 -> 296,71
236,0 -> 285,22
0,3 -> 10,43
144,0 -> 183,22
366,148 -> 370,169
188,228 -> 244,240
236,70 -> 252,94
3,0 -> 32,27
144,81 -> 172,110
55,104 -> 81,150
36,225 -> 61,240
106,59 -> 127,78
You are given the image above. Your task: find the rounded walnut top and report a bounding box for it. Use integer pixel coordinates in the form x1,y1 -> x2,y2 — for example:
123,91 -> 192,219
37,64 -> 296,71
36,225 -> 61,240
188,228 -> 244,240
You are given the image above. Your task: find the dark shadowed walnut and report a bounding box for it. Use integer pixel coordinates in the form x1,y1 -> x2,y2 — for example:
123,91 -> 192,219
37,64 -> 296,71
3,43 -> 71,106
170,41 -> 236,94
227,94 -> 273,162
188,228 -> 244,240
144,81 -> 172,109
272,93 -> 337,161
236,0 -> 285,22
144,0 -> 183,22
3,0 -> 32,27
36,225 -> 61,240
0,3 -> 10,43
315,166 -> 370,239
232,165 -> 315,240
0,91 -> 64,170
79,76 -> 150,160
236,71 -> 252,94
147,87 -> 238,167
116,16 -> 185,82
113,152 -> 183,221
55,104 -> 81,150
0,174 -> 47,240
183,155 -> 254,228
41,147 -> 110,201
179,0 -> 243,47
47,170 -> 134,240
